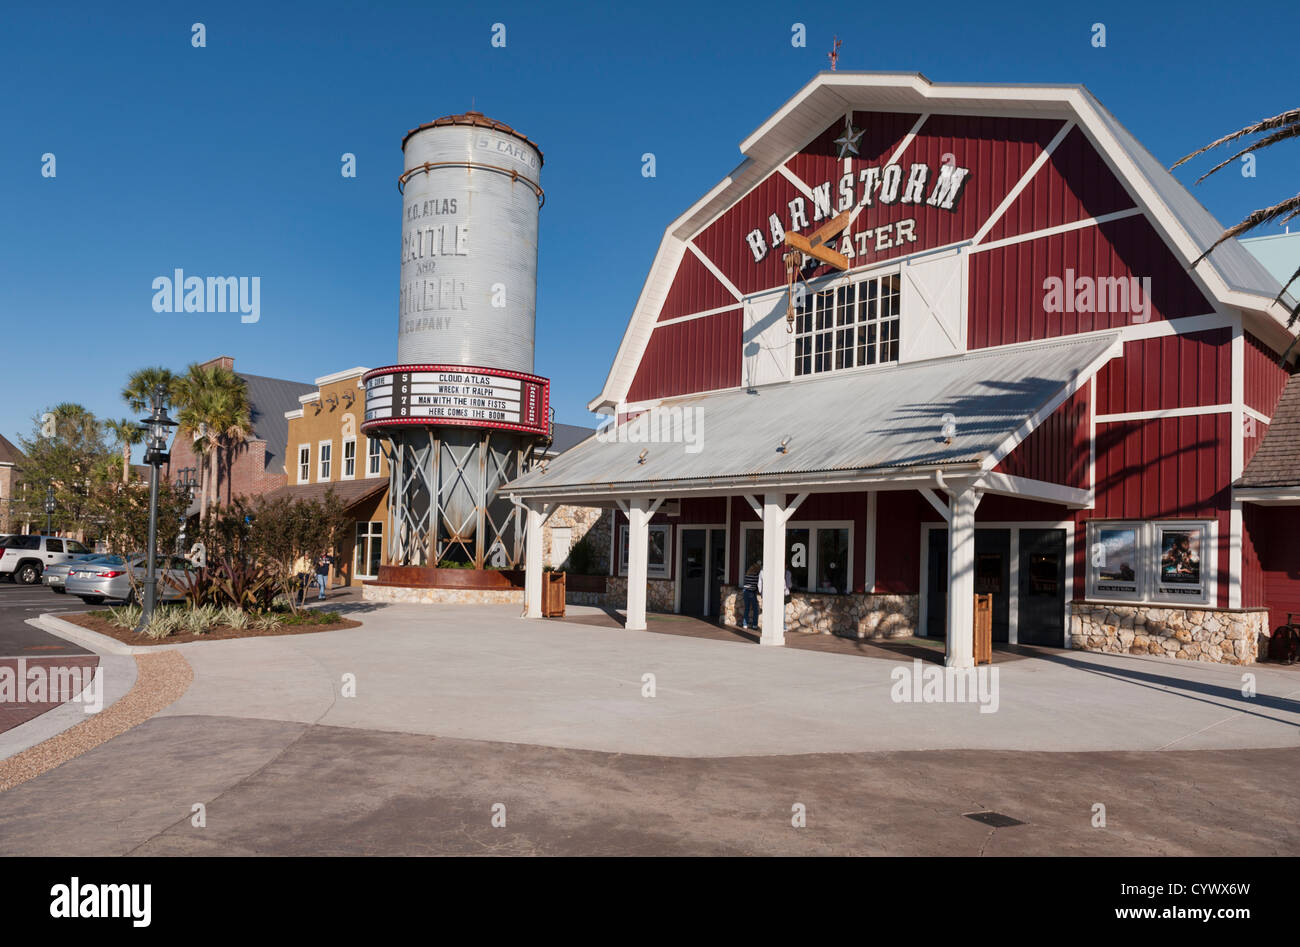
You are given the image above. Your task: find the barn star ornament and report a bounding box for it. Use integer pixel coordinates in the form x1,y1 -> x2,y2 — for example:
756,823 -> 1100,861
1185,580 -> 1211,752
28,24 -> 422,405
834,121 -> 864,159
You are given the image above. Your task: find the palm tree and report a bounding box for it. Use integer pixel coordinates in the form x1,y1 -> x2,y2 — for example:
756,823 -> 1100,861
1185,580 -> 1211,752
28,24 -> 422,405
170,363 -> 251,517
105,419 -> 145,483
1172,107 -> 1300,327
122,366 -> 177,413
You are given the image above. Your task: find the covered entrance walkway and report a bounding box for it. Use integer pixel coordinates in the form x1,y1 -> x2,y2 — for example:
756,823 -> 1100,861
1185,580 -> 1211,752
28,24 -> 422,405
508,334 -> 1121,667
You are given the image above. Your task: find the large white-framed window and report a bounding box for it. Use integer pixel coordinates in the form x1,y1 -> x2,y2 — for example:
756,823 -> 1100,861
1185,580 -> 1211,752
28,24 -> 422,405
739,520 -> 853,594
794,270 -> 901,377
618,523 -> 670,578
1085,519 -> 1216,606
366,436 -> 382,477
297,444 -> 310,484
318,440 -> 332,482
354,521 -> 382,579
342,437 -> 356,480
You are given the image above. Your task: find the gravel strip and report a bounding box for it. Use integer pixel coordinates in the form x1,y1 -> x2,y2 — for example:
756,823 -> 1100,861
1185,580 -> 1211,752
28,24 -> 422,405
0,650 -> 192,793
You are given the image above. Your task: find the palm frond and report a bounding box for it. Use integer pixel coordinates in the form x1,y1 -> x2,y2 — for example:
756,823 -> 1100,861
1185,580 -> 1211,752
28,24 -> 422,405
1172,107 -> 1300,170
1190,123 -> 1300,183
1191,193 -> 1300,266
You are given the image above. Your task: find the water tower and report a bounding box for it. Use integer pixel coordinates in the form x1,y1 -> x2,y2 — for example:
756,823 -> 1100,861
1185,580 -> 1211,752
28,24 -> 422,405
361,112 -> 549,569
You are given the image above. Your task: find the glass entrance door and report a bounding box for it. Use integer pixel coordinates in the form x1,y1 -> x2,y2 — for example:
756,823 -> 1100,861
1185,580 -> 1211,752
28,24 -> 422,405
1018,529 -> 1066,646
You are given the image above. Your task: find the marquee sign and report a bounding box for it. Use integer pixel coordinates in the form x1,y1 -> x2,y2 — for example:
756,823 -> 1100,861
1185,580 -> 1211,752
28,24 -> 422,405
743,159 -> 972,265
361,364 -> 550,437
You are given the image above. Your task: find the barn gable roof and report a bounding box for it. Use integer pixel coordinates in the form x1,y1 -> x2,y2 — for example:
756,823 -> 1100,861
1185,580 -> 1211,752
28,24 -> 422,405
589,72 -> 1297,413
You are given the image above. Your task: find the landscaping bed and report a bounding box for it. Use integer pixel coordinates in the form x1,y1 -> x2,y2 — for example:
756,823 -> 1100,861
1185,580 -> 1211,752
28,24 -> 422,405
61,607 -> 362,646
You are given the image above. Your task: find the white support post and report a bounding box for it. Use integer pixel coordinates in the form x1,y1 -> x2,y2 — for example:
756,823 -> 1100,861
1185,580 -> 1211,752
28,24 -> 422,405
761,492 -> 788,646
945,487 -> 978,668
625,497 -> 653,631
523,502 -> 546,619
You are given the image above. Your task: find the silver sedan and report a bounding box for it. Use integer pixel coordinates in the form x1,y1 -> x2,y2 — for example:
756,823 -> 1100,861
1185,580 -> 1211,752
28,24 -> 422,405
44,554 -> 120,593
66,555 -> 195,606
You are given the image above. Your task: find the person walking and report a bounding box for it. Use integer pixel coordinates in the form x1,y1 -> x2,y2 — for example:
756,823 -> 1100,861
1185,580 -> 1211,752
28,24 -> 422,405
741,559 -> 761,630
314,553 -> 334,601
756,563 -> 793,628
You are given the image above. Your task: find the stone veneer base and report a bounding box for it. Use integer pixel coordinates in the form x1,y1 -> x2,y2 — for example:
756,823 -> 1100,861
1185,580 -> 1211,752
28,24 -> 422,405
720,586 -> 919,639
1070,602 -> 1266,665
363,584 -> 524,605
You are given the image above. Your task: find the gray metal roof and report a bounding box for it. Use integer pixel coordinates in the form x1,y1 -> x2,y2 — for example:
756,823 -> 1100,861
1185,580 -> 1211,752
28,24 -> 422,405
1242,232 -> 1300,290
1087,95 -> 1293,307
1239,373 -> 1300,489
548,422 -> 596,455
238,372 -> 316,473
508,333 -> 1120,498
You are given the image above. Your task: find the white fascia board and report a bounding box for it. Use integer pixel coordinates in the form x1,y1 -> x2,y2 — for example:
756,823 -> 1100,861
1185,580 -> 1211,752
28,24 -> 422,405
314,366 -> 369,386
978,472 -> 1092,509
980,335 -> 1124,472
1232,487 -> 1300,505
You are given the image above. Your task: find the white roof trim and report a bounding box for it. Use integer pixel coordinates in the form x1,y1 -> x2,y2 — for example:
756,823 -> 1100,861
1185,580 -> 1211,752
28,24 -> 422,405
314,366 -> 369,386
588,72 -> 1298,409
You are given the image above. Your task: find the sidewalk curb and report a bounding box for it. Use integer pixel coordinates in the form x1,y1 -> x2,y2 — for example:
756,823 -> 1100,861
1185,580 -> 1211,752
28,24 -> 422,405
0,619 -> 140,762
34,612 -> 159,656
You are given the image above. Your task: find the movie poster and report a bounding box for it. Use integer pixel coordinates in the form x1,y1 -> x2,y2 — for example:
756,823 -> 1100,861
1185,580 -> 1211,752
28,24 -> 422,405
1095,527 -> 1138,594
1159,527 -> 1203,593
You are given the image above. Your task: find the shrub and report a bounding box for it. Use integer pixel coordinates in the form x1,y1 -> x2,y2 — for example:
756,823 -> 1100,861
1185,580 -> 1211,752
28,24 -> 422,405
218,605 -> 250,630
565,536 -> 604,576
106,604 -> 142,630
252,612 -> 282,631
141,608 -> 184,640
180,604 -> 221,635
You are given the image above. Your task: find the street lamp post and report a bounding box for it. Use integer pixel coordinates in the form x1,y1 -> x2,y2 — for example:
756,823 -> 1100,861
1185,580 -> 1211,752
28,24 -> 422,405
175,468 -> 198,554
44,483 -> 56,535
136,384 -> 177,631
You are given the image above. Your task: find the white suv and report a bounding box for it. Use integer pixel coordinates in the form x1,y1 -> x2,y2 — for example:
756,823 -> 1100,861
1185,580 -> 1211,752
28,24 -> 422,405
0,535 -> 94,585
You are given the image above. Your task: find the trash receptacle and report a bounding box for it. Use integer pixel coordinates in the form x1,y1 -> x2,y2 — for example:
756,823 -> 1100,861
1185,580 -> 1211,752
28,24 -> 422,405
543,571 -> 566,618
974,593 -> 993,665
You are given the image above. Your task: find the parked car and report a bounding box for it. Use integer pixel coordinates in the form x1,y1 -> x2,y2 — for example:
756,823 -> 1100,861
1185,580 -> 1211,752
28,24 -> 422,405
0,535 -> 95,585
66,555 -> 195,606
44,554 -> 123,593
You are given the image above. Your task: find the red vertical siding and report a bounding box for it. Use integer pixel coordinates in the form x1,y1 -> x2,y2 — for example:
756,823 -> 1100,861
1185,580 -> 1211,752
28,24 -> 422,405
1092,413 -> 1232,607
693,113 -> 1061,298
786,111 -> 922,199
657,252 -> 738,322
1093,329 -> 1232,415
873,490 -> 924,593
984,125 -> 1136,244
994,384 -> 1090,489
1243,419 -> 1268,467
1244,331 -> 1293,416
968,215 -> 1212,348
625,309 -> 741,402
1247,505 -> 1300,630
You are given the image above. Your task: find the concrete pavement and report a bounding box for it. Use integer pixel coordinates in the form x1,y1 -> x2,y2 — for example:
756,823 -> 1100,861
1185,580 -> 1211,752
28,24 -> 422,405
141,603 -> 1300,757
3,600 -> 1298,856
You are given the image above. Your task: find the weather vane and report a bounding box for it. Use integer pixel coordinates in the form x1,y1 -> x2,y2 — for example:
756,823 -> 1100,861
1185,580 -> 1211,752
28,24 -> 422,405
828,36 -> 841,71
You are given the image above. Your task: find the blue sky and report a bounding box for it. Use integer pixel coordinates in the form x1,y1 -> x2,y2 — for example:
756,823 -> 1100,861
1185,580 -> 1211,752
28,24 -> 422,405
1,0 -> 1295,453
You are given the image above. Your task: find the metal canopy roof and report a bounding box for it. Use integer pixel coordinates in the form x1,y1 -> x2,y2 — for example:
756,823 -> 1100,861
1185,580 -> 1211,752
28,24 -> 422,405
507,333 -> 1120,500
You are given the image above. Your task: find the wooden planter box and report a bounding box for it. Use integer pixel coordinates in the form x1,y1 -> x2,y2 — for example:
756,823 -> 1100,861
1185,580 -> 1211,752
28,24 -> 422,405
371,565 -> 526,590
564,574 -> 608,594
543,572 -> 566,618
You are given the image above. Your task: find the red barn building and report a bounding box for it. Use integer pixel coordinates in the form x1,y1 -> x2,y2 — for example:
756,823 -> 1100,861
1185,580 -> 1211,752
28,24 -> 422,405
507,73 -> 1298,667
